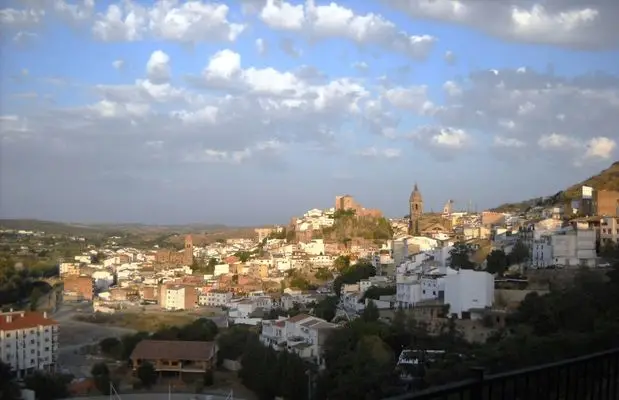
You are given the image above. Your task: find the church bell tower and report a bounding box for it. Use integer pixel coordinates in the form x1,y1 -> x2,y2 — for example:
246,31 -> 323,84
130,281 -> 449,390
408,184 -> 423,236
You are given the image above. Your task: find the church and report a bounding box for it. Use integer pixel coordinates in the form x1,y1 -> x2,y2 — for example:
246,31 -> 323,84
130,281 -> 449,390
408,184 -> 451,237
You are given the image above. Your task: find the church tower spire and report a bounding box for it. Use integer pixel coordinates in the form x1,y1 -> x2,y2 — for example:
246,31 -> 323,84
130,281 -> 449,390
408,183 -> 423,236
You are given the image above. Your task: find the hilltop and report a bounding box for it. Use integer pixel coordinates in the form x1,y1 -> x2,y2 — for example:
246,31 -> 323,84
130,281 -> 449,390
493,161 -> 619,212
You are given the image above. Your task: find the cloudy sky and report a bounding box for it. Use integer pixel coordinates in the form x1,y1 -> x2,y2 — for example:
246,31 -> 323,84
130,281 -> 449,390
1,0 -> 618,225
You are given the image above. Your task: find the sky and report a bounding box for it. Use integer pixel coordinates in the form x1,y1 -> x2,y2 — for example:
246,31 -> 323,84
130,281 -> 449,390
0,0 -> 618,226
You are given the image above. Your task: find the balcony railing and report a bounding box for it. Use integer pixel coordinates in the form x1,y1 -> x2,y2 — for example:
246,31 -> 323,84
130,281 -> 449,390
385,347 -> 619,400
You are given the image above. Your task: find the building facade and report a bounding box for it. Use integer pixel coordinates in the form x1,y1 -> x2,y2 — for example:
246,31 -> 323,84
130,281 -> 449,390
0,311 -> 59,378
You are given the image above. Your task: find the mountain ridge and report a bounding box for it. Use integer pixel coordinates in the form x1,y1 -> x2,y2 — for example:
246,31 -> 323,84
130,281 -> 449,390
493,161 -> 619,212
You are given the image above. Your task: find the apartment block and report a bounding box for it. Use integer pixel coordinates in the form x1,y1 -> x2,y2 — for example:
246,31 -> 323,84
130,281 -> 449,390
0,311 -> 59,378
198,290 -> 232,307
160,284 -> 198,311
63,276 -> 95,301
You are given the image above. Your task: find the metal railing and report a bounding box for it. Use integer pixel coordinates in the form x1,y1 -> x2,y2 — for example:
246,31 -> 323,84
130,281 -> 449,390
385,347 -> 619,400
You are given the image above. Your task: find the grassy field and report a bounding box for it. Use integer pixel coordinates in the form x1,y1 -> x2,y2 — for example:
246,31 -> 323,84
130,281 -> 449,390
74,312 -> 199,332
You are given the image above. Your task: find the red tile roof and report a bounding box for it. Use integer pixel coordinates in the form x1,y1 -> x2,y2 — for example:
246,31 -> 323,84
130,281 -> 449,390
0,311 -> 58,331
286,313 -> 312,323
130,340 -> 216,362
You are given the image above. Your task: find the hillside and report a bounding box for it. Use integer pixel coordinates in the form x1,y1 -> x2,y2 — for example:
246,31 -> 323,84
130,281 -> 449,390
493,161 -> 619,212
321,213 -> 393,243
0,219 -> 240,238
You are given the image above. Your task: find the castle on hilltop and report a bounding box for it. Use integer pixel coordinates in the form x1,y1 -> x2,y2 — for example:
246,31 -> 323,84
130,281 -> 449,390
335,194 -> 383,218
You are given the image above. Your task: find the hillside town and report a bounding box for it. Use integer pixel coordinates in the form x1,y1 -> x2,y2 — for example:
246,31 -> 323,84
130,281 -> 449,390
2,183 -> 619,399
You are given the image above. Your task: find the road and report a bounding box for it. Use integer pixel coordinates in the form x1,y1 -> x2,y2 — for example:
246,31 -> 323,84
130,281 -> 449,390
54,303 -> 137,378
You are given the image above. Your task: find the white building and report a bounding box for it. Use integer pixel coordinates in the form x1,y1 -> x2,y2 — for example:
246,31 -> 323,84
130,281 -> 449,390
260,314 -> 338,366
551,226 -> 596,268
91,270 -> 114,291
0,311 -> 59,378
302,239 -> 326,256
198,291 -> 233,307
213,264 -> 230,277
163,286 -> 187,311
444,270 -> 494,318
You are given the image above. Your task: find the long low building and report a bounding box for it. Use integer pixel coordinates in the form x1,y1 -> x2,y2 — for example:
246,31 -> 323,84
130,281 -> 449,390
130,340 -> 217,379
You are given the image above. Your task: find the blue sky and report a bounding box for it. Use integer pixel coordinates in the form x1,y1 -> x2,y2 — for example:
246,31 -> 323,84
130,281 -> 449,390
1,0 -> 618,225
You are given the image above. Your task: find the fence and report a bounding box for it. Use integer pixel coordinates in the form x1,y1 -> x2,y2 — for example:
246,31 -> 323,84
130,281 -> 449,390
385,347 -> 619,400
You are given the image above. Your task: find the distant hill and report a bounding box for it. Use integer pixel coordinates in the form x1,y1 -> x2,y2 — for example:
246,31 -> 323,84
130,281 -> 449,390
493,161 -> 619,212
0,219 -> 237,237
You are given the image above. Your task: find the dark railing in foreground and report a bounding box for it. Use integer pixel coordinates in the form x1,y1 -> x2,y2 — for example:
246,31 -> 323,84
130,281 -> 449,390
385,347 -> 619,400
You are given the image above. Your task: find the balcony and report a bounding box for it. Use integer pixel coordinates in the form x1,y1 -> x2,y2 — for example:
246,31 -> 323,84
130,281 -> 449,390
384,347 -> 619,400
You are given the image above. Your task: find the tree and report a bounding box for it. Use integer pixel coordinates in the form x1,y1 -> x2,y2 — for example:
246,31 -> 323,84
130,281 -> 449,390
0,362 -> 21,400
360,286 -> 396,303
137,362 -> 157,388
91,362 -> 111,395
23,371 -> 72,400
120,332 -> 150,360
29,287 -> 43,311
217,325 -> 254,364
203,369 -> 214,386
449,242 -> 475,270
235,251 -> 251,263
485,249 -> 508,276
508,240 -> 530,265
99,337 -> 122,359
314,268 -> 333,281
313,296 -> 338,322
362,300 -> 380,322
333,262 -> 376,297
333,255 -> 351,271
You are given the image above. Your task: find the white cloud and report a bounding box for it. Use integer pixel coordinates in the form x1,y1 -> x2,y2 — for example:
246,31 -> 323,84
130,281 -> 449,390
383,86 -> 434,115
112,59 -> 125,70
146,50 -> 171,84
585,137 -> 616,159
92,1 -> 245,43
356,147 -> 401,158
255,0 -> 436,59
0,7 -> 45,28
255,38 -> 267,55
538,133 -> 580,150
432,68 -> 619,163
493,136 -> 525,148
382,0 -> 617,49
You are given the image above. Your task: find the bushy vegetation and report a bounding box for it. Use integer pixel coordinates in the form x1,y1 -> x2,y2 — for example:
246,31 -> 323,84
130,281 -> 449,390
333,261 -> 376,297
323,213 -> 393,242
0,256 -> 56,307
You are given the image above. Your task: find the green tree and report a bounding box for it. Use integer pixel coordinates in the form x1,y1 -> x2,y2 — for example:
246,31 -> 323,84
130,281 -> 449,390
0,361 -> 21,400
314,268 -> 334,281
485,249 -> 508,276
333,261 -> 376,297
362,300 -> 380,322
449,242 -> 475,270
137,362 -> 157,388
508,240 -> 530,265
235,251 -> 251,263
99,337 -> 122,359
120,332 -> 150,360
217,325 -> 254,364
313,296 -> 338,322
91,362 -> 111,395
333,255 -> 351,271
360,286 -> 396,302
24,371 -> 72,400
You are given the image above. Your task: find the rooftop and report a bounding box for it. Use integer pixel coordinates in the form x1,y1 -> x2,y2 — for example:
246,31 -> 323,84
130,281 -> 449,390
0,311 -> 58,331
130,340 -> 216,362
